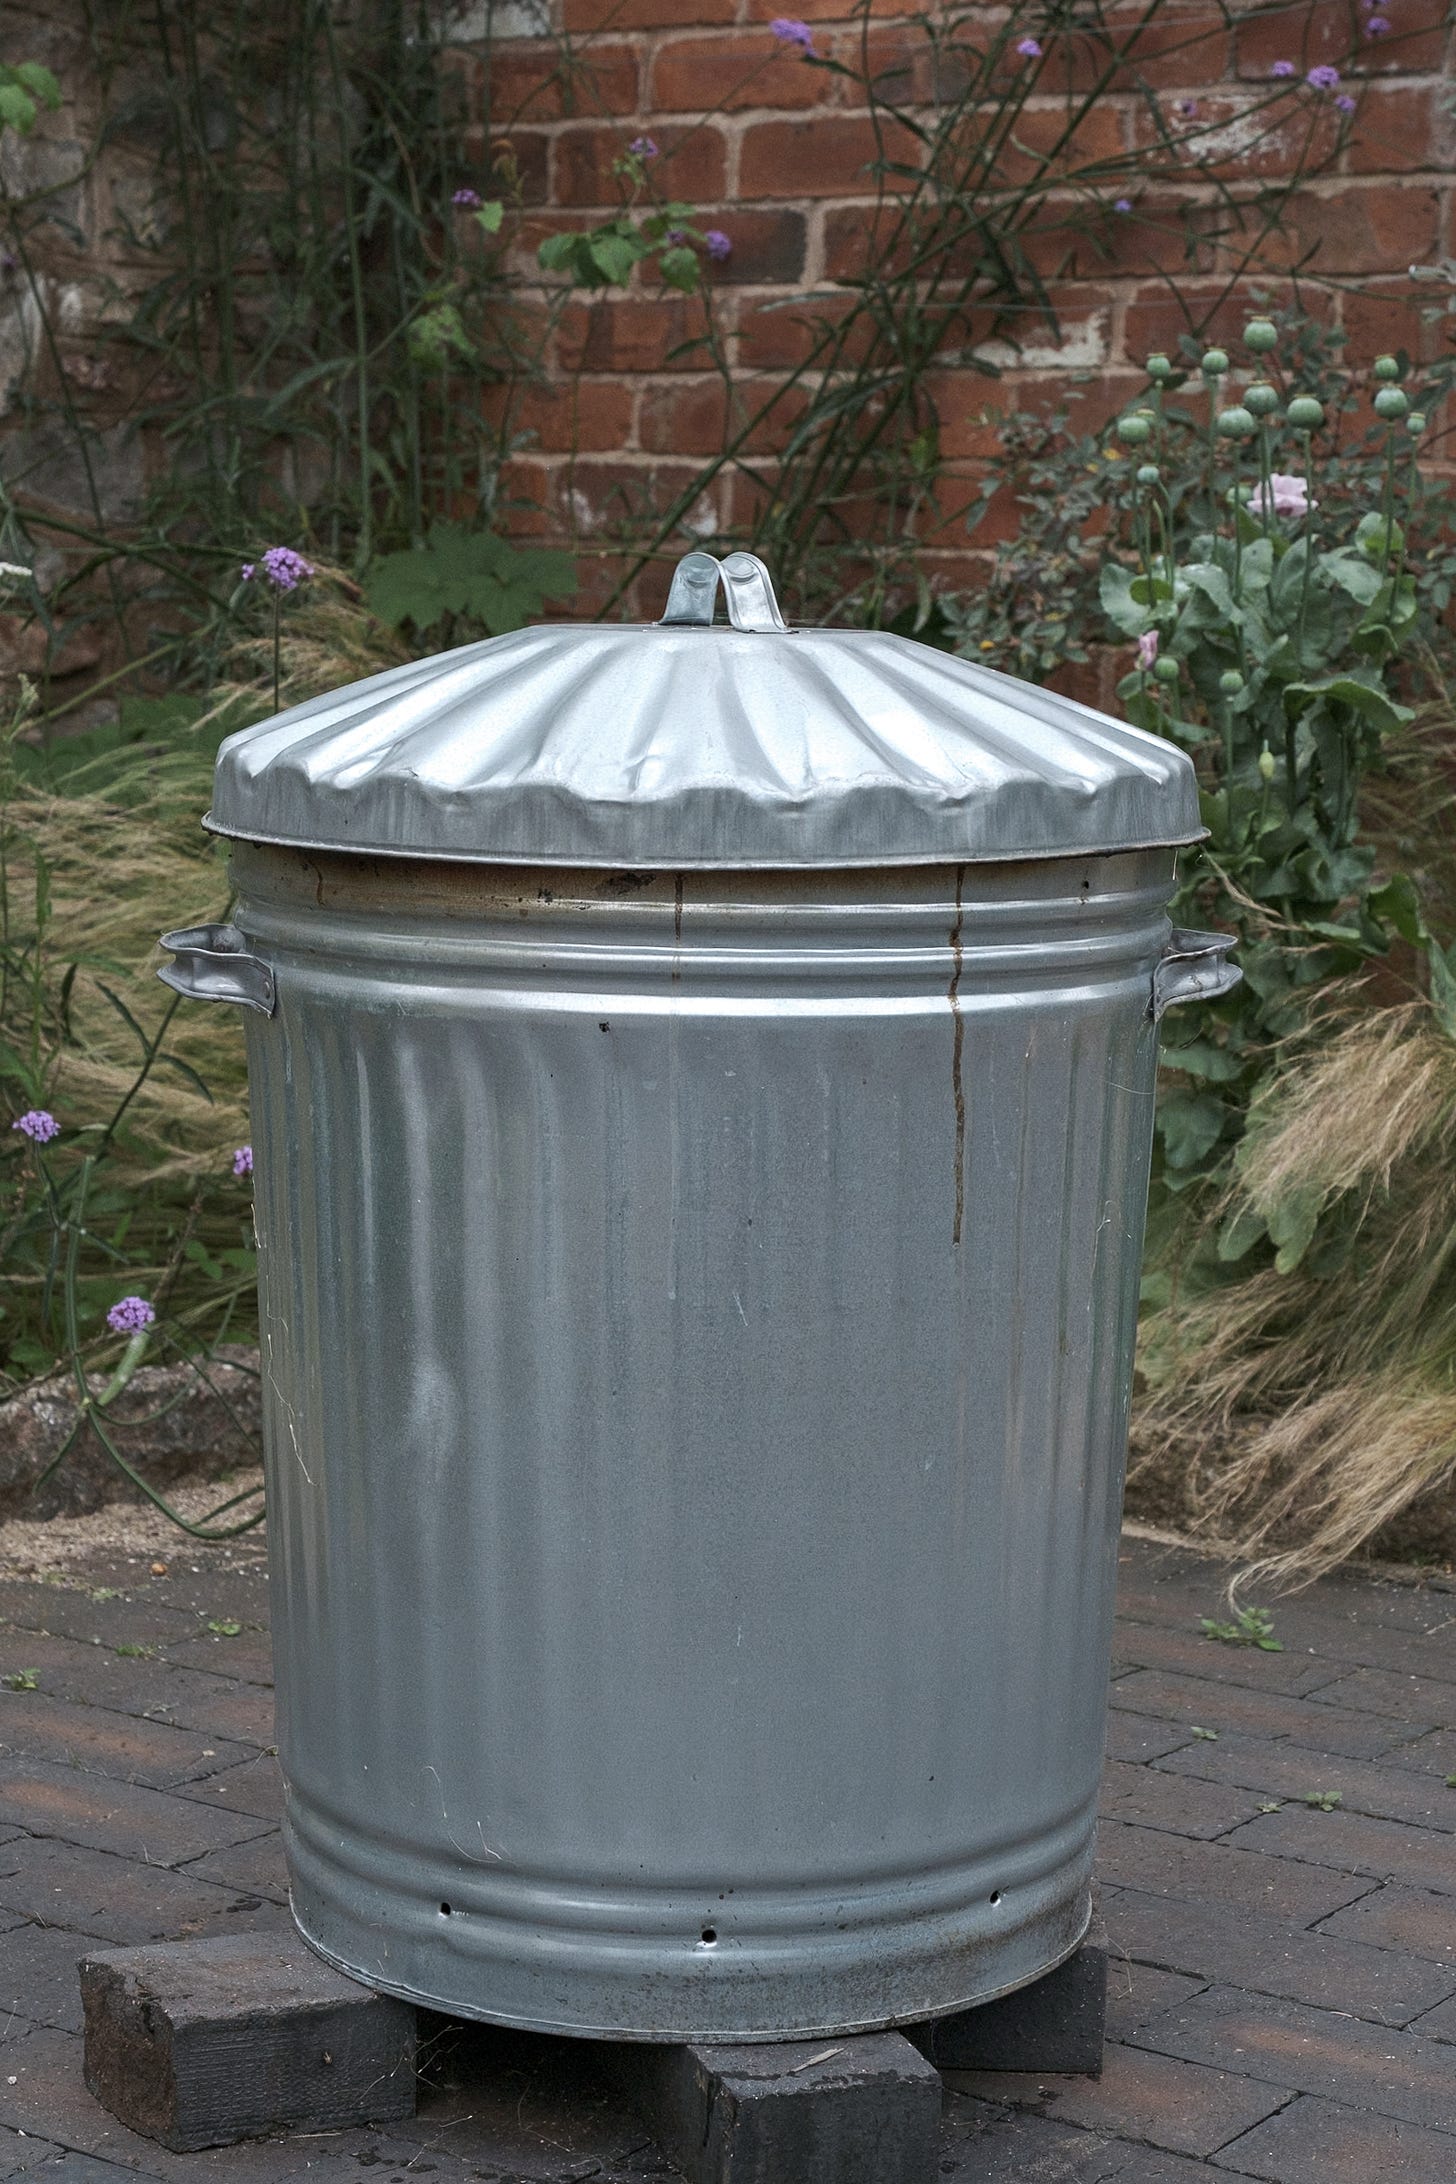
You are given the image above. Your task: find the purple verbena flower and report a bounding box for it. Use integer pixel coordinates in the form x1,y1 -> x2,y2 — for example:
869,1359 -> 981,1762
1307,63 -> 1341,89
1174,98 -> 1198,116
232,1144 -> 253,1177
452,187 -> 483,208
11,1109 -> 58,1144
1113,197 -> 1133,213
239,562 -> 255,582
769,18 -> 816,53
665,228 -> 688,246
1364,12 -> 1390,29
1136,630 -> 1160,670
107,1295 -> 155,1335
704,229 -> 732,262
258,546 -> 315,593
1335,93 -> 1357,111
1270,58 -> 1296,76
628,135 -> 659,160
1255,471 -> 1315,521
1017,36 -> 1043,58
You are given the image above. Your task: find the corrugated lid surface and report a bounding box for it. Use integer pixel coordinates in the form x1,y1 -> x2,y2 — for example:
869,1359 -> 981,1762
207,552 -> 1202,868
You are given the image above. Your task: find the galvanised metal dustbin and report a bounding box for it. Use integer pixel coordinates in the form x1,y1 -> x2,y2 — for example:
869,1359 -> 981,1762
160,550 -> 1235,2043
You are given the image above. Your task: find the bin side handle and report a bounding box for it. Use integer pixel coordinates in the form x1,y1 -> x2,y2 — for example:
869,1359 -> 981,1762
1151,927 -> 1240,1021
158,925 -> 275,1017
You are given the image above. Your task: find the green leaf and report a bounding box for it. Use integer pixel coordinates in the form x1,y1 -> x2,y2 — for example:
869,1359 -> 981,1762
13,62 -> 60,108
364,523 -> 575,638
1282,676 -> 1414,735
0,83 -> 36,134
1099,563 -> 1146,638
657,245 -> 701,293
473,199 -> 504,234
587,229 -> 643,285
1157,1090 -> 1227,1171
1429,942 -> 1456,1042
1180,562 -> 1236,617
1320,550 -> 1382,606
1368,874 -> 1424,947
538,233 -> 580,274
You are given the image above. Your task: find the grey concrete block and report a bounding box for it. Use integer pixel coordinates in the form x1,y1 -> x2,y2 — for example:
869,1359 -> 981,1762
78,1929 -> 416,2152
607,2030 -> 941,2184
911,1929 -> 1108,2076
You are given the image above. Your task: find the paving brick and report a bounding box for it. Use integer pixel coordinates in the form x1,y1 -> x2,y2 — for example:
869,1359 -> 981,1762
1100,1760 -> 1266,1840
941,2042 -> 1291,2159
1155,1730 -> 1456,1832
0,1922 -> 110,2034
0,1693 -> 252,1794
0,1835 -> 285,1945
0,1588 -> 196,1653
1109,1669 -> 1421,1759
173,1752 -> 283,1825
1307,1665 -> 1456,1729
1102,1882 -> 1455,2026
1095,1817 -> 1373,1923
1408,1988 -> 1456,2043
1104,1712 -> 1196,1765
1388,1728 -> 1456,1782
1224,1805 -> 1456,1895
1317,1882 -> 1456,1964
1128,1982 -> 1456,2130
180,1831 -> 288,1905
1109,1622 -> 1347,1699
1208,2092 -> 1456,2183
0,1633 -> 274,1749
4,2148 -> 164,2184
0,1759 -> 273,1869
161,1633 -> 273,1688
940,2095 -> 1225,2180
1104,1961 -> 1206,2044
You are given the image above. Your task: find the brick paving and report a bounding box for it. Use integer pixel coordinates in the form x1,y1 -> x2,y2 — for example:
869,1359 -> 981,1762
0,1535 -> 1452,2182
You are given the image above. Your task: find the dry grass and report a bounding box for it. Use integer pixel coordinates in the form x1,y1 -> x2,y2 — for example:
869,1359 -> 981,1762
1135,1002 -> 1456,1586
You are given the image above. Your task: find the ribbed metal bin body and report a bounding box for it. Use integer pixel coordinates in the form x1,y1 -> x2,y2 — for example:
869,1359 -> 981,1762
235,838 -> 1172,2042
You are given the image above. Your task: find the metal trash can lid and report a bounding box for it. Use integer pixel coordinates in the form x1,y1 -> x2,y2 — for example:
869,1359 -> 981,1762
206,550 -> 1204,869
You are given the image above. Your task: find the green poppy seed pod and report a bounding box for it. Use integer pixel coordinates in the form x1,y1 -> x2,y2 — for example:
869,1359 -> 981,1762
1117,414 -> 1152,445
1409,411 -> 1427,432
1219,669 -> 1244,695
1374,386 -> 1410,420
1201,347 -> 1229,377
1146,353 -> 1172,380
1286,395 -> 1324,429
1244,383 -> 1280,418
1373,355 -> 1400,383
1258,745 -> 1276,782
1244,319 -> 1278,353
1153,656 -> 1181,684
1217,406 -> 1257,439
1136,463 -> 1161,486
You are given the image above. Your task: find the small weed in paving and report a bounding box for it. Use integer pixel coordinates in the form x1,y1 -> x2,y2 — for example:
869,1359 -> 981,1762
205,1619 -> 243,1637
1446,1774 -> 1456,1788
114,1643 -> 156,1659
1200,1607 -> 1283,1651
1257,1799 -> 1283,1813
2,1669 -> 38,1690
1190,1726 -> 1219,1740
1304,1790 -> 1343,1810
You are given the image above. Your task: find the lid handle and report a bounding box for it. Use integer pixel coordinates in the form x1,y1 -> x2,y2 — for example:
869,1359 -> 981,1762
721,551 -> 789,632
659,551 -> 723,626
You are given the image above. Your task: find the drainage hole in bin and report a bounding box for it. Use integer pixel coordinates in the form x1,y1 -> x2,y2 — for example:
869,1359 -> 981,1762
988,1891 -> 1002,1906
440,1902 -> 452,1917
700,1928 -> 718,1945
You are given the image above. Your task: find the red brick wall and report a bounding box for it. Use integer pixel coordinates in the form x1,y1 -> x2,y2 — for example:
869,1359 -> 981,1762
477,0 -> 1455,619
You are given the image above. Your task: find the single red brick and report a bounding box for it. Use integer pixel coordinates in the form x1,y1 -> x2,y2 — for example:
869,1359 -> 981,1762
744,0 -> 925,18
649,32 -> 832,115
1035,11 -> 1234,96
565,0 -> 734,29
551,120 -> 728,207
1234,0 -> 1451,80
1341,281 -> 1444,368
461,125 -> 549,205
556,295 -> 713,374
739,114 -> 919,198
1018,187 -> 1221,282
737,290 -> 863,370
485,377 -> 636,454
1347,84 -> 1451,176
944,2043 -> 1290,2159
997,97 -> 1131,186
488,39 -> 641,123
636,375 -> 729,455
1130,89 -> 1341,183
1318,1881 -> 1456,1965
703,208 -> 808,285
1249,184 -> 1446,279
1212,2094 -> 1456,2184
